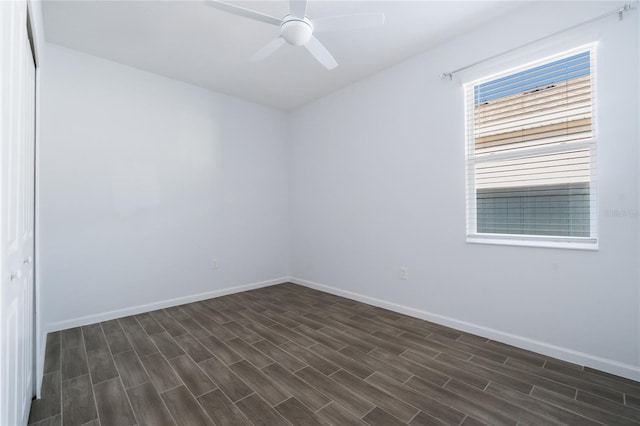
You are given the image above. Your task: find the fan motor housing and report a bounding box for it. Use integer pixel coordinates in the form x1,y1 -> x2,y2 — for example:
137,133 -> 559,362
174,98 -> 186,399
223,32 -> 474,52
281,17 -> 313,46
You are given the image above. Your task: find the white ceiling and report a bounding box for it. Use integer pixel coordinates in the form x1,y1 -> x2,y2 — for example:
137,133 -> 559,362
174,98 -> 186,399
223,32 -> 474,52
42,0 -> 527,110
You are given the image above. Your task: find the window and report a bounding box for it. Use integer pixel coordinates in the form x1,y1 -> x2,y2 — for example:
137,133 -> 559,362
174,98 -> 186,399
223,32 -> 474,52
465,46 -> 597,249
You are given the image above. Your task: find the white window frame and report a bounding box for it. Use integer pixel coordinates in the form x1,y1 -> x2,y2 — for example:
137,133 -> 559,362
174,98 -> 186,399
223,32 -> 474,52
464,45 -> 598,250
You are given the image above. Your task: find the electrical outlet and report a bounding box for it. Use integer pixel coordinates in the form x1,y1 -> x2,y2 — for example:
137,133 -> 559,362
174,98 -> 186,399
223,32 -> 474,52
399,266 -> 408,280
212,258 -> 219,270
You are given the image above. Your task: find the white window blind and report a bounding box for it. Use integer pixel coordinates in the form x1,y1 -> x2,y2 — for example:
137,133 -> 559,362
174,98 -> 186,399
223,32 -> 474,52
465,46 -> 597,247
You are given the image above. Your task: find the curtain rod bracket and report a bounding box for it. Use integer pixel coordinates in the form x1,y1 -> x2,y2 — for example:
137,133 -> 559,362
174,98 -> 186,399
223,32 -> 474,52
620,3 -> 635,20
440,73 -> 453,80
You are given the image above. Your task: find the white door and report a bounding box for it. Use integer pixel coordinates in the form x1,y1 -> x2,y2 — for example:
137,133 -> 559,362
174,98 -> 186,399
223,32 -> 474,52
1,0 -> 36,424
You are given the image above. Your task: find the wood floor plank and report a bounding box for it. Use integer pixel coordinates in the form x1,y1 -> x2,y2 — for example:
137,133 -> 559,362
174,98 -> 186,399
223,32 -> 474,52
113,350 -> 150,389
577,390 -> 640,422
169,355 -> 216,397
93,377 -> 137,426
244,321 -> 289,346
271,323 -> 316,347
317,326 -> 386,354
405,376 -> 518,426
223,321 -> 262,344
28,414 -> 61,426
363,407 -> 405,426
199,335 -> 243,365
457,334 -> 546,367
82,324 -> 108,353
408,411 -> 448,426
175,316 -> 213,340
402,349 -> 489,389
377,331 -> 469,361
252,339 -> 306,372
150,310 -> 188,338
627,394 -> 640,410
149,332 -> 185,359
293,325 -> 346,350
275,397 -> 326,426
584,366 -> 640,393
234,394 -> 289,426
61,375 -> 97,426
461,416 -> 490,426
296,366 -> 374,417
531,386 -> 638,426
506,357 -> 624,403
28,371 -> 61,424
127,381 -> 176,426
368,348 -> 450,387
370,314 -> 432,338
161,385 -> 213,426
197,389 -> 251,426
141,352 -> 182,392
229,360 -> 289,406
332,328 -> 407,355
135,313 -> 165,335
260,311 -> 302,328
281,311 -> 325,330
86,347 -> 119,384
61,328 -> 83,349
365,372 -> 466,425
317,401 -> 366,426
43,333 -> 61,374
484,339 -> 546,367
61,344 -> 89,380
185,309 -> 237,341
330,369 -> 419,423
198,355 -> 254,402
428,333 -> 508,363
485,382 -> 602,426
311,343 -> 374,379
469,355 -> 577,398
174,333 -> 214,363
119,317 -> 158,357
435,353 -> 532,395
240,309 -> 277,328
338,346 -> 412,383
101,319 -> 133,354
445,379 -> 561,425
280,341 -> 340,376
226,337 -> 274,368
558,365 -> 640,399
261,363 -> 331,412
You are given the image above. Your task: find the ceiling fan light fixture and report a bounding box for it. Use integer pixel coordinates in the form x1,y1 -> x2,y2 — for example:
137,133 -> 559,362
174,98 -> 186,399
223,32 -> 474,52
281,19 -> 313,46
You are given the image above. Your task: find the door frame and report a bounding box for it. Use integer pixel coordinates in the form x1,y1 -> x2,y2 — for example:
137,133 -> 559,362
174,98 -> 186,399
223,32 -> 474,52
25,0 -> 43,399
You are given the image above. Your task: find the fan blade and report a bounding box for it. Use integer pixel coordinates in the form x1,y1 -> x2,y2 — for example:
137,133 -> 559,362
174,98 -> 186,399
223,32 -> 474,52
312,13 -> 385,33
289,0 -> 307,18
205,0 -> 281,26
305,36 -> 338,70
251,37 -> 286,62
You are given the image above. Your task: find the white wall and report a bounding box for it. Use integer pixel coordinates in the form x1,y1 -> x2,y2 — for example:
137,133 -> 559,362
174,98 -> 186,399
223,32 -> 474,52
289,1 -> 640,379
40,44 -> 290,330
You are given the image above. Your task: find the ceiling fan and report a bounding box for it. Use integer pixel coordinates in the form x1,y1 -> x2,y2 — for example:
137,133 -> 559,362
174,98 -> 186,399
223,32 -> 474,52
205,0 -> 385,70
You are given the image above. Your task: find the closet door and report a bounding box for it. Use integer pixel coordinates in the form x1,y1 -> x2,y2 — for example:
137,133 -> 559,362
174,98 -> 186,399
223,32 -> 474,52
1,0 -> 36,424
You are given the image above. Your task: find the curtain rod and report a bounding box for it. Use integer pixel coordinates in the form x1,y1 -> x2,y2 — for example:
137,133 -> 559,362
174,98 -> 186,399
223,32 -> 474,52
440,3 -> 637,80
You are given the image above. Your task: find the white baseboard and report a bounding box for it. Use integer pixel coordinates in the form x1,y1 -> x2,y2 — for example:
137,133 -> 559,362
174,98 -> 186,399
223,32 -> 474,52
46,277 -> 288,333
289,276 -> 640,381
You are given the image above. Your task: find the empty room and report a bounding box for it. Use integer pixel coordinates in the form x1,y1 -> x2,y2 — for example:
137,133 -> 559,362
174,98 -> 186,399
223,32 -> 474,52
1,0 -> 639,425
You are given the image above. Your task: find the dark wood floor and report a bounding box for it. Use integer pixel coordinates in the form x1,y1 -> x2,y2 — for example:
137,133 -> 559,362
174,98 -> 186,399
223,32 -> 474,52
29,283 -> 639,426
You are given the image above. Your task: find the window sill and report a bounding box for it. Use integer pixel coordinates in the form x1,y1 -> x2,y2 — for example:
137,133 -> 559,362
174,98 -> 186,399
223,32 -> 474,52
466,235 -> 599,251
